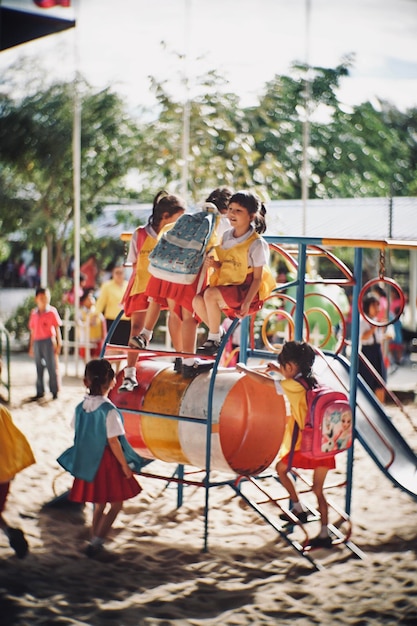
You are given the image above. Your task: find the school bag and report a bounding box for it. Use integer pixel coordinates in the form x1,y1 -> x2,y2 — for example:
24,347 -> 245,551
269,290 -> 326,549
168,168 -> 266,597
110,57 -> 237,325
288,377 -> 353,469
148,210 -> 218,285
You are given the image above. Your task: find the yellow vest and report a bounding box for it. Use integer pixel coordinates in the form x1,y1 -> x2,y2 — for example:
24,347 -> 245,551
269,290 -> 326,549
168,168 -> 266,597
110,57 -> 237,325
210,232 -> 276,300
131,232 -> 157,295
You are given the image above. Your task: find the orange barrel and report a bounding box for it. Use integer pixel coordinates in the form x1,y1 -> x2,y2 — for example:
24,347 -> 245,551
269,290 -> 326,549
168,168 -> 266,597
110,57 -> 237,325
111,361 -> 286,476
178,369 -> 285,475
112,360 -> 168,459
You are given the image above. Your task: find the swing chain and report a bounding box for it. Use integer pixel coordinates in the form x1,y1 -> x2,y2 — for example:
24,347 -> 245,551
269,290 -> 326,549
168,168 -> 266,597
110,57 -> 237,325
379,249 -> 385,280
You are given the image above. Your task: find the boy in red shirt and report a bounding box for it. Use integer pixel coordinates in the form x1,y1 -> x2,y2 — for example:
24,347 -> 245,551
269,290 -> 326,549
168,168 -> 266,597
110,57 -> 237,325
28,287 -> 62,400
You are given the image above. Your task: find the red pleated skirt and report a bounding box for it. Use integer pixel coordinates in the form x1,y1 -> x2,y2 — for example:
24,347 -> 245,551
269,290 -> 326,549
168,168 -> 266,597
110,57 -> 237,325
123,292 -> 150,318
69,446 -> 142,504
216,275 -> 263,318
280,450 -> 336,470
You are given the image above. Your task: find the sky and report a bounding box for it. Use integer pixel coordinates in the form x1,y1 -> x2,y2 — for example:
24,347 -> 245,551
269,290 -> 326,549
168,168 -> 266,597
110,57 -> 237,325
1,0 -> 417,113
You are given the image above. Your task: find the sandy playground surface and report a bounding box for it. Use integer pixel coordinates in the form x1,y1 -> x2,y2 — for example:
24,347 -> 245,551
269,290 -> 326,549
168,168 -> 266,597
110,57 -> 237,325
1,354 -> 417,625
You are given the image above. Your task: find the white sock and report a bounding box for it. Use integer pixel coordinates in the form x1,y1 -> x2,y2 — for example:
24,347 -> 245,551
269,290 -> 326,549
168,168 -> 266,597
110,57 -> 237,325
124,367 -> 136,379
141,328 -> 153,342
319,526 -> 329,538
183,358 -> 195,366
90,536 -> 104,547
208,333 -> 221,342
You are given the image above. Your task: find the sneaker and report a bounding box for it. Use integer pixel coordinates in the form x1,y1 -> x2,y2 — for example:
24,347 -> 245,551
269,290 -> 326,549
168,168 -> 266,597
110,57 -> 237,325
173,357 -> 183,373
197,339 -> 221,356
182,360 -> 214,379
129,334 -> 148,349
118,377 -> 138,392
306,535 -> 333,550
8,527 -> 29,559
279,509 -> 308,524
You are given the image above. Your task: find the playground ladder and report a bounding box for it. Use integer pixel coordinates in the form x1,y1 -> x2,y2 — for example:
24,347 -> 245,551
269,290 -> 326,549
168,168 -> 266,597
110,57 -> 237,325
231,474 -> 366,571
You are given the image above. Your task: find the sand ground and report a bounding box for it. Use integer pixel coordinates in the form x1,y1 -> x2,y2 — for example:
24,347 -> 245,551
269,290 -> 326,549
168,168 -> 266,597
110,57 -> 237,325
1,353 -> 417,625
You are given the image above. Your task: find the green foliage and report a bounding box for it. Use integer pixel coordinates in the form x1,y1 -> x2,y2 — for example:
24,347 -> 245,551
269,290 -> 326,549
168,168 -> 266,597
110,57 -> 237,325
1,56 -> 417,288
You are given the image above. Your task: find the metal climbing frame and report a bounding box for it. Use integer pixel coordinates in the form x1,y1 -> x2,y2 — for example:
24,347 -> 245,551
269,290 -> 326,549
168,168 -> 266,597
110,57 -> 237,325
105,234 -> 416,570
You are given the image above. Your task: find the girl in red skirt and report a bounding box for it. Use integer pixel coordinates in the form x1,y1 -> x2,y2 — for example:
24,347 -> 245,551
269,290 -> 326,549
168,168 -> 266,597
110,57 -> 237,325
193,190 -> 275,356
119,190 -> 185,392
58,359 -> 144,558
236,341 -> 335,550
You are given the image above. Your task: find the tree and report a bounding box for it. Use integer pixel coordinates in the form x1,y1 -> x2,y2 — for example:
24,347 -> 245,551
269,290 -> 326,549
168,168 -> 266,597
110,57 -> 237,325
0,70 -> 140,285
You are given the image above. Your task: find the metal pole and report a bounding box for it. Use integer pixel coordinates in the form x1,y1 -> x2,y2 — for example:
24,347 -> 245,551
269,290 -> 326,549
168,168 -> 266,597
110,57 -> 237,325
301,0 -> 311,236
73,75 -> 81,377
181,0 -> 191,204
345,247 -> 363,515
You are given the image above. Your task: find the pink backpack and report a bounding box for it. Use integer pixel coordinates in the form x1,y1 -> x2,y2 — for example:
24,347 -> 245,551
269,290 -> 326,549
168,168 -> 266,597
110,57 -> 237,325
288,378 -> 353,469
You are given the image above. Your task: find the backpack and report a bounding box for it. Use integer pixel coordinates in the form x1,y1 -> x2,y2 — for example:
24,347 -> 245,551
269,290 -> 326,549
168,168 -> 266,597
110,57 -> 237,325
148,211 -> 217,284
288,377 -> 353,469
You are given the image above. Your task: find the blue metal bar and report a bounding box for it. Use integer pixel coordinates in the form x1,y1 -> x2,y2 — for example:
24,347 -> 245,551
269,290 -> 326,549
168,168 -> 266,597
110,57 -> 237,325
294,243 -> 307,340
345,247 -> 363,515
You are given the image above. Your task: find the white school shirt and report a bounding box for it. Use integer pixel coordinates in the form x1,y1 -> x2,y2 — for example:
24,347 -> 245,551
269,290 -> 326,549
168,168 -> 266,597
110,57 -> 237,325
71,395 -> 125,439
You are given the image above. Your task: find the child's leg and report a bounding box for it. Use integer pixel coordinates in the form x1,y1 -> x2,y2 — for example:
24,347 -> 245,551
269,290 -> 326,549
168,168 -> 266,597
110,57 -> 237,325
166,301 -> 183,352
192,293 -> 209,327
91,503 -> 106,538
201,287 -> 225,334
311,466 -> 329,528
276,459 -> 300,504
181,308 -> 198,354
93,502 -> 123,541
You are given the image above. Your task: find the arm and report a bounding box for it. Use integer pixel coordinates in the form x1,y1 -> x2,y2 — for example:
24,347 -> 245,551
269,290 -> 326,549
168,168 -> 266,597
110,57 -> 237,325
235,361 -> 277,388
108,436 -> 133,478
54,325 -> 62,355
238,265 -> 263,318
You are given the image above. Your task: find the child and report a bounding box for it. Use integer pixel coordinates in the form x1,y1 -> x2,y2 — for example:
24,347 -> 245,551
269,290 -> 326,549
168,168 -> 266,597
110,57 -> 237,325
77,288 -> 107,360
140,187 -> 233,378
359,293 -> 389,403
236,341 -> 335,550
119,190 -> 186,392
193,190 -> 275,356
28,286 -> 62,400
0,404 -> 35,558
57,358 -> 144,558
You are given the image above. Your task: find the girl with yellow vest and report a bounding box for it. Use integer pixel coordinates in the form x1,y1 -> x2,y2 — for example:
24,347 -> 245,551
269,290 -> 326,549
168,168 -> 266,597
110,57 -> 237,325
119,191 -> 185,392
193,190 -> 275,356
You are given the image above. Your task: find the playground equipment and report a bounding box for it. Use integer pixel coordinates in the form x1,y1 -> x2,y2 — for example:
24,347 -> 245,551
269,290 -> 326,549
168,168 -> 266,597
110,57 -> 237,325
0,323 -> 11,403
103,234 -> 416,570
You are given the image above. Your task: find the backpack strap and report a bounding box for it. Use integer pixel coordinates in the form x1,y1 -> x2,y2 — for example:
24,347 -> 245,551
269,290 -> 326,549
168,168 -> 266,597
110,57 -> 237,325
287,375 -> 308,472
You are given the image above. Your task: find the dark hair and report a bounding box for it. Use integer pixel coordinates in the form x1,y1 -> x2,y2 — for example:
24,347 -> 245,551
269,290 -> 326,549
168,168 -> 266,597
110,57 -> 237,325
278,340 -> 317,388
84,358 -> 115,396
205,187 -> 233,213
80,288 -> 95,305
228,190 -> 267,234
35,287 -> 47,296
363,293 -> 380,316
148,190 -> 186,231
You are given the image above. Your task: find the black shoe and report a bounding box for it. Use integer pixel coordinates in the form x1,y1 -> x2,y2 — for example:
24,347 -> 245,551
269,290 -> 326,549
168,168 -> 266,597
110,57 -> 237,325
129,334 -> 148,349
173,357 -> 183,373
182,361 -> 214,379
118,377 -> 138,392
30,393 -> 44,401
279,509 -> 308,524
197,340 -> 221,356
307,535 -> 333,550
84,542 -> 104,558
52,393 -> 58,400
8,527 -> 29,559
